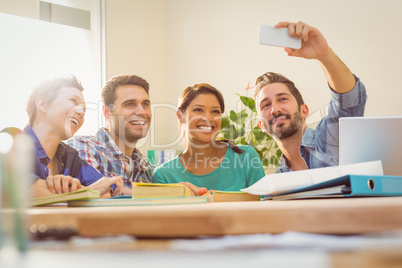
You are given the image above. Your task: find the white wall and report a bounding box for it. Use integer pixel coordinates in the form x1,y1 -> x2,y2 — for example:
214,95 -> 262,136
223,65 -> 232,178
105,0 -> 402,153
0,1 -> 102,136
105,0 -> 171,150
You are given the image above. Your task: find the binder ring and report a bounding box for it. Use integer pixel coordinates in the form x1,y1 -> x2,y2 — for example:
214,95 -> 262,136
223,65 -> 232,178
368,179 -> 375,191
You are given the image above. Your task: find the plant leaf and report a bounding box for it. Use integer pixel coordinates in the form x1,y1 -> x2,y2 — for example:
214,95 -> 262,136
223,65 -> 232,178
221,124 -> 237,140
237,94 -> 257,112
252,126 -> 267,143
239,124 -> 245,137
220,116 -> 230,130
229,109 -> 248,125
261,157 -> 269,167
239,136 -> 246,145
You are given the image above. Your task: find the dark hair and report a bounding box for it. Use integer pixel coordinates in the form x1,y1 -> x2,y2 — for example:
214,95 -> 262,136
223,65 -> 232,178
254,72 -> 305,107
178,83 -> 225,113
26,75 -> 84,126
102,74 -> 149,107
178,83 -> 244,154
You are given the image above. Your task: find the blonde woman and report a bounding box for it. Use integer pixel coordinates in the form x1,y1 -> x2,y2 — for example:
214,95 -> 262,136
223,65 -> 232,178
24,75 -> 123,198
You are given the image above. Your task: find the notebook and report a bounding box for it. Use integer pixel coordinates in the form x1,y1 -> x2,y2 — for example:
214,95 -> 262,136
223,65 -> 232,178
339,116 -> 402,176
30,188 -> 100,206
68,196 -> 209,207
202,190 -> 261,202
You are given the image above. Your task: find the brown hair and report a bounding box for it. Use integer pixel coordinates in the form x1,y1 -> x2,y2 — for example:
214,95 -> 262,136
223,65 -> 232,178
102,74 -> 149,107
26,75 -> 84,126
254,72 -> 305,108
178,83 -> 244,154
178,83 -> 225,113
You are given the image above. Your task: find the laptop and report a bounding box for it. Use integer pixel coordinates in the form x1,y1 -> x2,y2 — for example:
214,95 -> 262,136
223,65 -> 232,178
339,116 -> 402,176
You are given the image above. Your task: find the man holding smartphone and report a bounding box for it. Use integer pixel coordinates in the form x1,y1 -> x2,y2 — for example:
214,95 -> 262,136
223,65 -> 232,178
254,21 -> 367,173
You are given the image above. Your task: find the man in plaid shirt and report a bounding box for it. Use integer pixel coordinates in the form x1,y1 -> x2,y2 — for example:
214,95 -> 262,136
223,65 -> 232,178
67,75 -> 154,195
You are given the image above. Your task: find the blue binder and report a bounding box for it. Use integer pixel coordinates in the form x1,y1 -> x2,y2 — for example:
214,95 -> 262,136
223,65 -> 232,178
263,175 -> 402,200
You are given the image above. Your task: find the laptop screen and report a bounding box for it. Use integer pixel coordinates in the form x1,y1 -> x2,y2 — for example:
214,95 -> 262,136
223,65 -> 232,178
339,116 -> 402,176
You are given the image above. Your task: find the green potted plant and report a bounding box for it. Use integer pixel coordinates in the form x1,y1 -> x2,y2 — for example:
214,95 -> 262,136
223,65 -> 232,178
218,87 -> 282,173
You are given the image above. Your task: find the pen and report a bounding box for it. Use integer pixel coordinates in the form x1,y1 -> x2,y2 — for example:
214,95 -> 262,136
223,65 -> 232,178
109,184 -> 116,196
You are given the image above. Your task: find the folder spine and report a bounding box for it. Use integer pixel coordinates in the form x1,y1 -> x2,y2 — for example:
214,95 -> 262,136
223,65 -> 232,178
348,175 -> 402,196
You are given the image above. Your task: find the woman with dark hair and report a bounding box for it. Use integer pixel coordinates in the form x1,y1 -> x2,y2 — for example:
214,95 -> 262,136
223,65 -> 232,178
152,83 -> 265,195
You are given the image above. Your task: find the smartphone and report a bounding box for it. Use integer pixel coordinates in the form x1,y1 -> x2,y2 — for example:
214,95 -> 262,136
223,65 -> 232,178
259,25 -> 302,49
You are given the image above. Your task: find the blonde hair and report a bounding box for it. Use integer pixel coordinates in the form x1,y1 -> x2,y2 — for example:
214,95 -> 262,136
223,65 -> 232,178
26,75 -> 84,125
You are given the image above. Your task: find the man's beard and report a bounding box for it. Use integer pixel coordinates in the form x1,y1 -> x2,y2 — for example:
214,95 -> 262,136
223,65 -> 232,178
110,116 -> 148,145
267,111 -> 303,139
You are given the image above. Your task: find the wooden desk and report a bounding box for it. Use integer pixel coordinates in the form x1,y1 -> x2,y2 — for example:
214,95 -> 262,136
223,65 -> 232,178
27,196 -> 402,238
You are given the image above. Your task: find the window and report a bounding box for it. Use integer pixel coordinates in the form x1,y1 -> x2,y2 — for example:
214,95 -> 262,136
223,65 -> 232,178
0,0 -> 105,135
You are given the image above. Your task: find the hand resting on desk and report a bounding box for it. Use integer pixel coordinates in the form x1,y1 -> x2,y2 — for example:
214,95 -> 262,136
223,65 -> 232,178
46,174 -> 83,194
31,176 -> 124,198
178,182 -> 208,196
86,176 -> 124,197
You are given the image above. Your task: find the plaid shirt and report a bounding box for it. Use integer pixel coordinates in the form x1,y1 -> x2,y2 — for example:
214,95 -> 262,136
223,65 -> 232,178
66,128 -> 154,188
